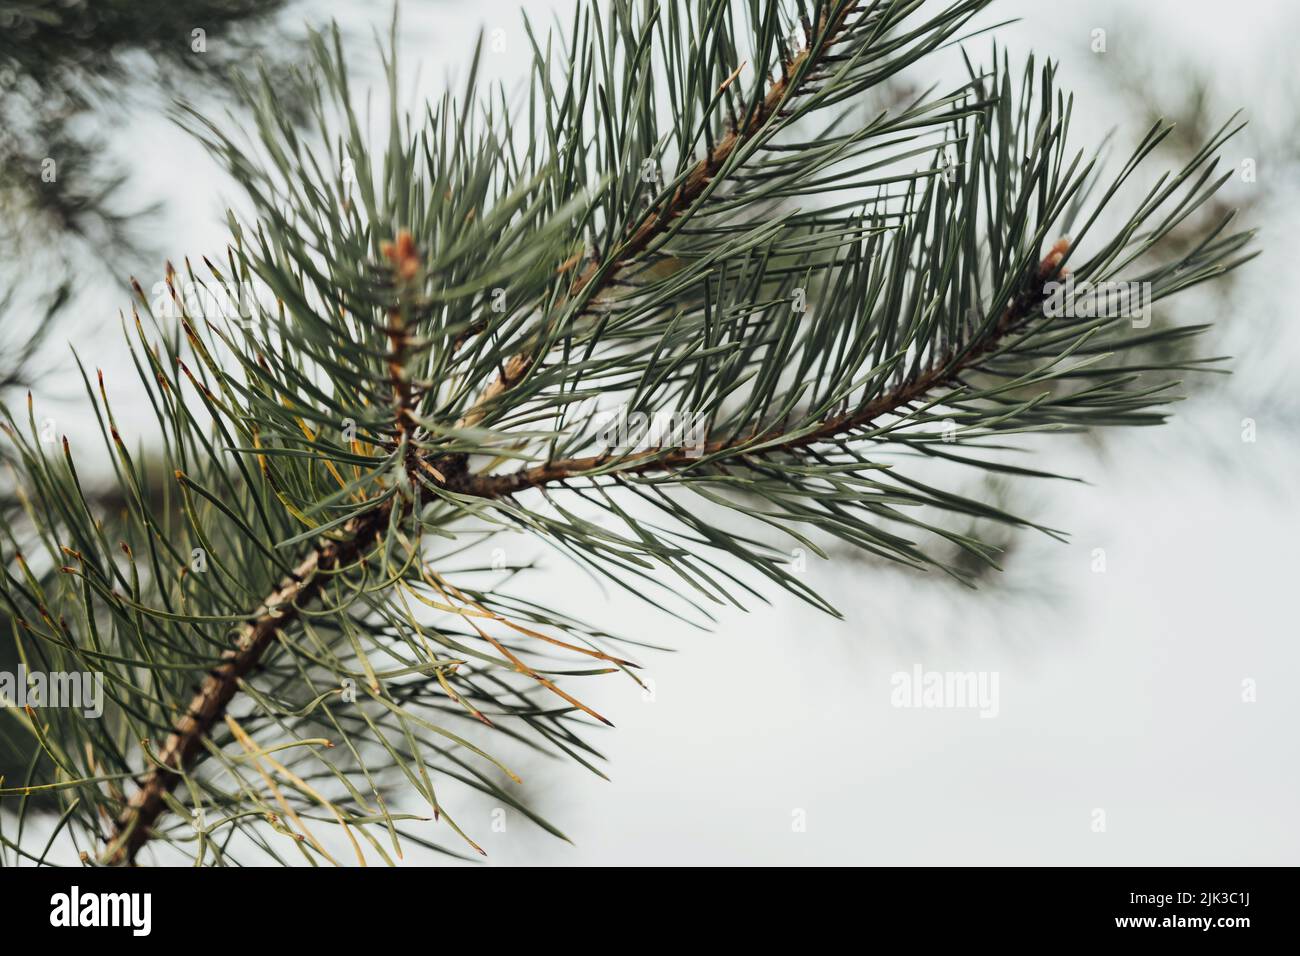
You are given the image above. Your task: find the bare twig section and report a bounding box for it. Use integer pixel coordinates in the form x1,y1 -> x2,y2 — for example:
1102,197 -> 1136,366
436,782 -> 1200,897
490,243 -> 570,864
457,1 -> 865,428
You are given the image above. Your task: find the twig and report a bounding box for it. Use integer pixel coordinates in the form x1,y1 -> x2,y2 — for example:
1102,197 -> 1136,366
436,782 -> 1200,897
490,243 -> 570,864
100,242 -> 1056,864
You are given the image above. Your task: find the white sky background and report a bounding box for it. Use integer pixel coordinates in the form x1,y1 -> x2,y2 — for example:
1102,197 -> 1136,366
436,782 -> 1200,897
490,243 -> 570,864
20,0 -> 1299,864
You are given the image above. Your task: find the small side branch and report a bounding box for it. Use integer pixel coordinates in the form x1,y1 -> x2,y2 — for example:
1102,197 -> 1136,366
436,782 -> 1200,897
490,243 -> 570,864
450,248 -> 1067,499
457,1 -> 865,428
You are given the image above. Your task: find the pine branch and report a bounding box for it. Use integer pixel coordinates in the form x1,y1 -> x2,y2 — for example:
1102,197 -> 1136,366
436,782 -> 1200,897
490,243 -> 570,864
101,505 -> 391,864
0,1 -> 1256,867
103,233 -> 436,864
98,5 -> 872,855
102,238 -> 1065,865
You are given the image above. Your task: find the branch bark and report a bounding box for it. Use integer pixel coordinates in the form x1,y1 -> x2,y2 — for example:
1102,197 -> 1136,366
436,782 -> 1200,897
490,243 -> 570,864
101,506 -> 392,864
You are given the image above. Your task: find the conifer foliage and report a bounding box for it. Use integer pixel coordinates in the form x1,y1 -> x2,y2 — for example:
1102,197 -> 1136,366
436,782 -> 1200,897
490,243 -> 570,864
0,0 -> 1253,865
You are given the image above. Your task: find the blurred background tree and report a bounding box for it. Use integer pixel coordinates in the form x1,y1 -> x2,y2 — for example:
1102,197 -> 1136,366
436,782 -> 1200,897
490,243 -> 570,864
0,0 -> 303,388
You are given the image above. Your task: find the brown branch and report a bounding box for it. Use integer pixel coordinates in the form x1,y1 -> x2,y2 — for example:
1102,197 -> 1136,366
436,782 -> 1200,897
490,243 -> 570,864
102,241 -> 1062,864
456,1 -> 865,429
